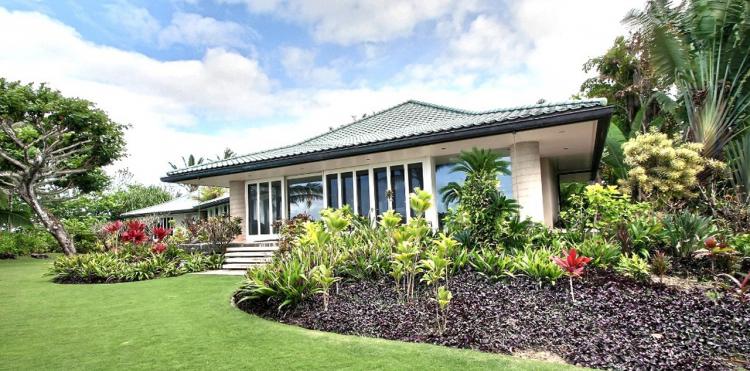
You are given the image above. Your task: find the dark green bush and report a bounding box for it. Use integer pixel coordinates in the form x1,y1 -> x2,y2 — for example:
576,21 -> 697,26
0,227 -> 57,257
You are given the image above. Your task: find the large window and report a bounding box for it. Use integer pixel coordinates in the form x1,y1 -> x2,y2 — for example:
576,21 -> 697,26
435,155 -> 512,224
272,181 -> 282,223
341,172 -> 354,209
325,174 -> 339,209
373,167 -> 388,215
356,170 -> 370,216
259,182 -> 270,234
247,184 -> 258,235
390,166 -> 406,219
407,163 -> 424,216
287,176 -> 324,219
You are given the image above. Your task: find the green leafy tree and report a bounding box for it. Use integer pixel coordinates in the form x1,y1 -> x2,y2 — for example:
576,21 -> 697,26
580,35 -> 678,183
625,0 -> 750,159
0,79 -> 126,255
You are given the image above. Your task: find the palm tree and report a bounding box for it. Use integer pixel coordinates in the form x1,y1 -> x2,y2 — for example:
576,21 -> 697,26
215,148 -> 236,161
625,0 -> 750,159
439,148 -> 511,207
168,154 -> 205,193
287,182 -> 324,213
168,154 -> 205,170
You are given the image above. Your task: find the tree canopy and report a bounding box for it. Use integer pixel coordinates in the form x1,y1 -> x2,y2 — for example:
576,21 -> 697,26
0,78 -> 127,254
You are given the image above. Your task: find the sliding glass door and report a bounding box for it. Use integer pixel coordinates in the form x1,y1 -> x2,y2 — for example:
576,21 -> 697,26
246,179 -> 284,238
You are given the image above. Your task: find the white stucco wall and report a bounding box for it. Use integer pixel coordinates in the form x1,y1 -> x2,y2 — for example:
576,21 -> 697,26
229,180 -> 246,241
511,141 -> 546,224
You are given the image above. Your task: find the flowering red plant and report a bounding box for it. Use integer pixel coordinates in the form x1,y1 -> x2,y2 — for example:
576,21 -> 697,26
553,248 -> 592,277
151,227 -> 172,242
103,220 -> 123,235
705,236 -> 718,249
125,220 -> 147,232
121,228 -> 148,245
151,242 -> 167,254
553,248 -> 592,302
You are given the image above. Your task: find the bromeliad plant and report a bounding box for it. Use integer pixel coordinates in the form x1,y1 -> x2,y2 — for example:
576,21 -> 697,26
552,248 -> 592,302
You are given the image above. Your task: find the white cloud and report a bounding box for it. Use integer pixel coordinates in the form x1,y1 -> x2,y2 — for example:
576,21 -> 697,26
0,1 -> 644,185
104,0 -> 161,41
280,46 -> 340,85
223,0 -> 478,45
158,12 -> 255,49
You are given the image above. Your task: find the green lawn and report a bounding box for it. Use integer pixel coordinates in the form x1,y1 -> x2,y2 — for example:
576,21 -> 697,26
0,257 -> 578,371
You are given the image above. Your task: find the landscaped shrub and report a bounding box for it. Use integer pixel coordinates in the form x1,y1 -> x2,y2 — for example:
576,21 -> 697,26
616,254 -> 651,281
273,213 -> 313,254
621,131 -> 721,203
48,219 -> 221,283
468,248 -> 515,281
651,251 -> 671,282
662,211 -> 716,257
576,237 -> 621,268
512,248 -> 563,285
0,226 -> 57,258
199,216 -> 242,250
559,184 -> 650,241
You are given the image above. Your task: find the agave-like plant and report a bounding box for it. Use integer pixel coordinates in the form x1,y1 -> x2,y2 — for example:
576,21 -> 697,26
726,131 -> 750,201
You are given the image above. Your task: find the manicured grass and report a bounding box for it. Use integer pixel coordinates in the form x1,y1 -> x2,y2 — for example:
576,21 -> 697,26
0,257 -> 577,371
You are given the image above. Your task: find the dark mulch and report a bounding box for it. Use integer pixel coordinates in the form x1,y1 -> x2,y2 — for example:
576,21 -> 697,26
237,271 -> 750,370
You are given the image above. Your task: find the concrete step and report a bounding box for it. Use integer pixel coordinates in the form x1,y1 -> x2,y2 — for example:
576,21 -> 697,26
226,246 -> 278,252
224,251 -> 275,257
225,257 -> 272,264
222,263 -> 270,270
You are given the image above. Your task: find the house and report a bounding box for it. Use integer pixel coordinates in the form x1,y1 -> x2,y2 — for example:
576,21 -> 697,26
120,192 -> 230,228
162,99 -> 612,242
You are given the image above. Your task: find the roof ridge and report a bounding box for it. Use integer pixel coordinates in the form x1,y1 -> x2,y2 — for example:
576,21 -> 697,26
468,98 -> 608,115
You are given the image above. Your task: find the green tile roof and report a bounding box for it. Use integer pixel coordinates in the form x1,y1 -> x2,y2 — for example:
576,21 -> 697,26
165,98 -> 607,179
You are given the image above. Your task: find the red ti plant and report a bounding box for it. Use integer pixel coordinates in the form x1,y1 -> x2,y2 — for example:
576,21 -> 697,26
151,227 -> 172,243
151,242 -> 167,254
553,248 -> 592,302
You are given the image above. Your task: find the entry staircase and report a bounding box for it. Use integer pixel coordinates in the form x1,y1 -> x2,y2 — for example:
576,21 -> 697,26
221,240 -> 279,271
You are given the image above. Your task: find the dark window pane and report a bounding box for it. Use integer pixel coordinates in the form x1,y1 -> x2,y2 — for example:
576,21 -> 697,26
356,170 -> 370,216
272,181 -> 282,233
374,167 -> 388,215
407,163 -> 424,217
287,176 -> 324,220
341,172 -> 354,209
390,165 -> 406,220
326,174 -> 339,208
259,183 -> 270,234
248,184 -> 258,235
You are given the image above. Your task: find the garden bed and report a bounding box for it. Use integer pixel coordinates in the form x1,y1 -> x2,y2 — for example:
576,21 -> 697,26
237,270 -> 750,370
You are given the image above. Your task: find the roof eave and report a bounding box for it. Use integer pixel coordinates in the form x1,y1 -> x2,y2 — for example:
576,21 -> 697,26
161,106 -> 614,183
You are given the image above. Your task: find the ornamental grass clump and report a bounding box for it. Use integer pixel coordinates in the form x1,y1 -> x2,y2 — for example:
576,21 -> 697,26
552,248 -> 591,302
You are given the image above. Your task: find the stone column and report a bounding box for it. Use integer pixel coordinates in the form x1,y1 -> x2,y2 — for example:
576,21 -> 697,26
511,141 -> 545,224
229,180 -> 246,241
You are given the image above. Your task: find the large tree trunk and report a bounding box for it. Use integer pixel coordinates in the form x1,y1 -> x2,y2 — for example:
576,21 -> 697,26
19,185 -> 76,256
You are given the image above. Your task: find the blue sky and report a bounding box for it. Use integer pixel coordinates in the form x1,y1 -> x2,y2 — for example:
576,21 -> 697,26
0,0 -> 642,184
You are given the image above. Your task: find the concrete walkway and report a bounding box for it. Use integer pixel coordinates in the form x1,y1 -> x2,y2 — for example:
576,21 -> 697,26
193,270 -> 246,276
